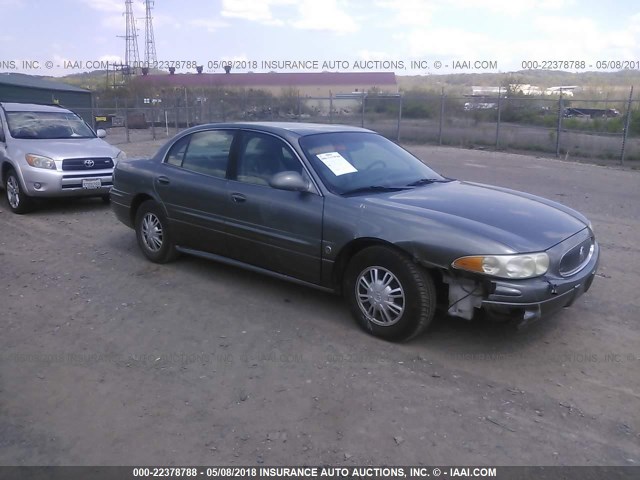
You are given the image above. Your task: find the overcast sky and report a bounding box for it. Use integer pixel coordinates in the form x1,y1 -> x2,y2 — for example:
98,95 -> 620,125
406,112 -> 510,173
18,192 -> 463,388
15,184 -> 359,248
2,0 -> 640,76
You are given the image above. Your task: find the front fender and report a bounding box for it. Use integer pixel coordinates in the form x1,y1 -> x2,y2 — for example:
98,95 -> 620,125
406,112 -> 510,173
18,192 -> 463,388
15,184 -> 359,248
325,195 -> 515,270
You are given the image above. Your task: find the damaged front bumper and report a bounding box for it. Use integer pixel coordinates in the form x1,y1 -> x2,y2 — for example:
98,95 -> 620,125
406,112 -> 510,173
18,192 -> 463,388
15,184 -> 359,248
443,239 -> 600,327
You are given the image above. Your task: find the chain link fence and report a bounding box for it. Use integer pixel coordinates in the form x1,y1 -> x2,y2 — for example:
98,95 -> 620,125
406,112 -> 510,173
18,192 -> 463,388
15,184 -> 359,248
77,87 -> 640,164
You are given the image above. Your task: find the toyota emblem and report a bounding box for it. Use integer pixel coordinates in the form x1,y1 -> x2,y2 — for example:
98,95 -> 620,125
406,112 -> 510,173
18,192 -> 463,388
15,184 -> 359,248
84,159 -> 95,168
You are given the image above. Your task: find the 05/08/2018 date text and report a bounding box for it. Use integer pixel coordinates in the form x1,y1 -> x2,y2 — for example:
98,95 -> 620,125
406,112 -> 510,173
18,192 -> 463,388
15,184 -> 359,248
521,60 -> 640,70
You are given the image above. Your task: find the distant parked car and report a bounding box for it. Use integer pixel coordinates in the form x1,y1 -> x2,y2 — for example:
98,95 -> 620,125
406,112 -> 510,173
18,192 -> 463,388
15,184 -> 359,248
563,107 -> 620,118
0,102 -> 125,213
111,122 -> 598,341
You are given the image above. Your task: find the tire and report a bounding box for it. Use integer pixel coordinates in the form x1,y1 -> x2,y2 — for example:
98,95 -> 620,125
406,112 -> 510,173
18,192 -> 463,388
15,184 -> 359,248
134,200 -> 177,263
4,168 -> 34,214
344,246 -> 436,342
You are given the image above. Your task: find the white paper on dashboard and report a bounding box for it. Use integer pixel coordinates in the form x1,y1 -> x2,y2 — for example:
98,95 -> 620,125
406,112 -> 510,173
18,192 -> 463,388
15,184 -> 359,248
316,152 -> 358,176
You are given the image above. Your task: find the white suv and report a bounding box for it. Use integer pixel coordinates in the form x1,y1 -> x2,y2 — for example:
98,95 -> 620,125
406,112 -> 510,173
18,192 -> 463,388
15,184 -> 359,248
0,102 -> 125,213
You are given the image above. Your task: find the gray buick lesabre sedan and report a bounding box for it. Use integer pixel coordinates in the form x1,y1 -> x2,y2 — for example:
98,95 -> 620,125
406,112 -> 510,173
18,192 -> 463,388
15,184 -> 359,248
111,122 -> 599,341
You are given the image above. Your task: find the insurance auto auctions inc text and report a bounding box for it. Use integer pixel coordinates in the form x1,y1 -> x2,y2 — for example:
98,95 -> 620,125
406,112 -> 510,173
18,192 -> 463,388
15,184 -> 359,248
0,58 -> 499,73
203,466 -> 498,477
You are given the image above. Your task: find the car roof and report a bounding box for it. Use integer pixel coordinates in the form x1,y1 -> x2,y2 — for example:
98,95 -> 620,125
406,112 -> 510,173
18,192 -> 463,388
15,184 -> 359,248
0,102 -> 72,113
184,121 -> 375,138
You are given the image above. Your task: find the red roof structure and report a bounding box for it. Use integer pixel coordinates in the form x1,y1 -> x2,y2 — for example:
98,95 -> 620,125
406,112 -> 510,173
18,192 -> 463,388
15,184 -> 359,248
135,71 -> 397,91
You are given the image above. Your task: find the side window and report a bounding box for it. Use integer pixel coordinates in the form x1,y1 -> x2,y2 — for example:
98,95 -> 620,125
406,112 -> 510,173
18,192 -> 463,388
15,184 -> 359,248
165,130 -> 233,177
165,135 -> 190,166
236,132 -> 303,186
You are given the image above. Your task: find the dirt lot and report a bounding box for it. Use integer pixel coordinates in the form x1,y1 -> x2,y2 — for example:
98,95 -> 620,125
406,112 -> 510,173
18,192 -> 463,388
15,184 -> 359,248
0,139 -> 638,467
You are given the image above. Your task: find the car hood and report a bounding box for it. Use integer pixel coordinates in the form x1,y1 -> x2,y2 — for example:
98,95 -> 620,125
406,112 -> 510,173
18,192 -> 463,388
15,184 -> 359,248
363,180 -> 588,252
9,137 -> 122,159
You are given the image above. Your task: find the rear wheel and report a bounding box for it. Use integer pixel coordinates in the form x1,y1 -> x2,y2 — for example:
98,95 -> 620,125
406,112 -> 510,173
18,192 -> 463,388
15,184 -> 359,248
4,168 -> 33,214
134,200 -> 177,263
344,246 -> 436,342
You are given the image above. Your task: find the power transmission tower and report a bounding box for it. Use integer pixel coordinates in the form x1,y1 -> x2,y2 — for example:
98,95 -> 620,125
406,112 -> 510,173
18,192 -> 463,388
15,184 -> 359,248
119,0 -> 140,76
143,0 -> 157,71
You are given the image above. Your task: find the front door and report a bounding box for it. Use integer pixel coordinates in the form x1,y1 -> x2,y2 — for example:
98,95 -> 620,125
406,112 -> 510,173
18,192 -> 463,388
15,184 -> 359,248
224,130 -> 324,284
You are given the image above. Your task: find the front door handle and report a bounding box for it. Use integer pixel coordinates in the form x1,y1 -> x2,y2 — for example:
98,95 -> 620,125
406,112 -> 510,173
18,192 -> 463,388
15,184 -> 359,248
156,175 -> 170,185
230,193 -> 246,203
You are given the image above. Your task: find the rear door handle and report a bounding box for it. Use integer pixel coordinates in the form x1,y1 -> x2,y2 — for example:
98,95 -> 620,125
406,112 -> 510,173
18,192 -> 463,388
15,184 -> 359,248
156,175 -> 170,185
230,193 -> 246,203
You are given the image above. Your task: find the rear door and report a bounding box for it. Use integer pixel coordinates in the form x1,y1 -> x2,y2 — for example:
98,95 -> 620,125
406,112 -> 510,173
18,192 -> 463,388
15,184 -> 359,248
154,129 -> 235,254
224,130 -> 324,284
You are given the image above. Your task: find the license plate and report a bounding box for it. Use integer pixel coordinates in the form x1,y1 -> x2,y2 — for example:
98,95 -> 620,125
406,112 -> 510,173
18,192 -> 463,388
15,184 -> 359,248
82,179 -> 102,189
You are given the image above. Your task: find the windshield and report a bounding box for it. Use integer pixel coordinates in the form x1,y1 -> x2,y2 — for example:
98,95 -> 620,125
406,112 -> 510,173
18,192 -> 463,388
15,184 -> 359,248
299,132 -> 445,195
6,111 -> 96,139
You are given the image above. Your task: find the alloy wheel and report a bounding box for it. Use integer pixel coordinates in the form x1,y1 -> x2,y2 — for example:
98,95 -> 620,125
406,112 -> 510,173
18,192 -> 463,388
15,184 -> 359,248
141,212 -> 163,252
356,266 -> 405,326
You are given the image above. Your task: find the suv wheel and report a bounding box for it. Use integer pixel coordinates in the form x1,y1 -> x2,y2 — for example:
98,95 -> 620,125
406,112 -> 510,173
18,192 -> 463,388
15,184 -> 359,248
4,168 -> 33,214
134,200 -> 177,263
344,246 -> 436,342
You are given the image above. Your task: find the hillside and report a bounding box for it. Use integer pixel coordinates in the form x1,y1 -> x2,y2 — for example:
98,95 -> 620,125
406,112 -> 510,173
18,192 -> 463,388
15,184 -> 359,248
41,69 -> 640,96
396,70 -> 640,94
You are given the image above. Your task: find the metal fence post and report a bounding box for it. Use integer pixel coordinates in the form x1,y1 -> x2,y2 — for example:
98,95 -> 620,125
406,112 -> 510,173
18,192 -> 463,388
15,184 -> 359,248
329,92 -> 333,124
184,88 -> 189,128
555,91 -> 563,157
620,86 -> 634,165
174,104 -> 179,132
151,105 -> 156,140
438,88 -> 445,145
495,86 -> 502,149
396,94 -> 403,142
361,93 -> 365,128
124,97 -> 130,143
90,95 -> 95,131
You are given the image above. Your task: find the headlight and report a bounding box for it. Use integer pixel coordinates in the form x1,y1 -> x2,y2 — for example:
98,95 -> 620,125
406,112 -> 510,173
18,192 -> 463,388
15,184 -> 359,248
25,154 -> 56,170
452,252 -> 549,279
114,150 -> 126,165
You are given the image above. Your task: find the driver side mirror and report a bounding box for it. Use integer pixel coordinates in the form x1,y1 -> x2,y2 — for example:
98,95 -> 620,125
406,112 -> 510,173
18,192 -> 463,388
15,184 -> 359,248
96,129 -> 107,138
269,171 -> 310,192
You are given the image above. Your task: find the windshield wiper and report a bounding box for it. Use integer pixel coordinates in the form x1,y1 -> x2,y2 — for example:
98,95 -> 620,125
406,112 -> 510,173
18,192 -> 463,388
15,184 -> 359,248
405,177 -> 454,187
341,185 -> 411,196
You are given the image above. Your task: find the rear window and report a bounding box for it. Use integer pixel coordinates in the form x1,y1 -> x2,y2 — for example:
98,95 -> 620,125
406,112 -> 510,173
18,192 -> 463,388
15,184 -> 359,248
165,130 -> 234,179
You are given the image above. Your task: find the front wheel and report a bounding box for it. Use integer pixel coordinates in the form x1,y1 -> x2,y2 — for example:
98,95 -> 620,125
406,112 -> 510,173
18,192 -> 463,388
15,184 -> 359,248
4,168 -> 34,214
344,246 -> 436,342
134,200 -> 177,263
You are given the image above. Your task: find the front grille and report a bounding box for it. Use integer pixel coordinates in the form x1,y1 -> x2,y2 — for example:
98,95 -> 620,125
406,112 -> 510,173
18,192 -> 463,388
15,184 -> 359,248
61,172 -> 112,189
62,157 -> 113,171
61,181 -> 112,189
559,236 -> 594,277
